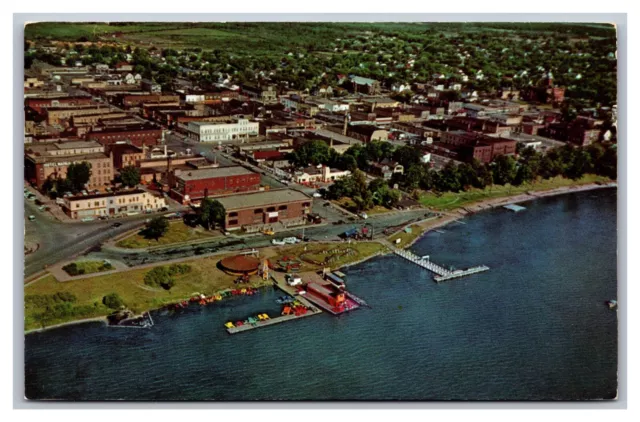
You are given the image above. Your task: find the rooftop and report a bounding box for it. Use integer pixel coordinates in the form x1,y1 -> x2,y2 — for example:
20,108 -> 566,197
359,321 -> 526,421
66,189 -> 147,201
216,189 -> 309,211
176,166 -> 257,181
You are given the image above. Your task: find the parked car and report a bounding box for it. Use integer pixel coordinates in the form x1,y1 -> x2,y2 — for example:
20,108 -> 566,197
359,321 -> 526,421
360,212 -> 369,219
312,192 -> 322,198
112,222 -> 122,228
28,215 -> 35,221
283,237 -> 300,244
285,274 -> 302,286
271,239 -> 286,246
81,217 -> 94,222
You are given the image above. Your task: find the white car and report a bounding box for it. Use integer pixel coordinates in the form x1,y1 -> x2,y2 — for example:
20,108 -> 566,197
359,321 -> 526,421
312,192 -> 322,198
360,213 -> 369,220
271,239 -> 286,246
286,275 -> 302,286
283,237 -> 300,244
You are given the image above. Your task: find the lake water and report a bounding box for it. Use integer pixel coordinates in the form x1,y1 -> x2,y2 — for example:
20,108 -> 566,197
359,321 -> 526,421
24,188 -> 618,400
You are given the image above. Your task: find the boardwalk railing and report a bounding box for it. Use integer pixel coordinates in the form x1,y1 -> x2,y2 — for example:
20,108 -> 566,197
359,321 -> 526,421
392,248 -> 489,282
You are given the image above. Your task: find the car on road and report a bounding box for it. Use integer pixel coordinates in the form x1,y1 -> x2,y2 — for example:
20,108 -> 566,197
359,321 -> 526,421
28,215 -> 35,221
271,239 -> 286,246
38,205 -> 48,211
312,192 -> 322,198
81,217 -> 94,222
359,212 -> 369,219
283,237 -> 300,244
112,222 -> 122,228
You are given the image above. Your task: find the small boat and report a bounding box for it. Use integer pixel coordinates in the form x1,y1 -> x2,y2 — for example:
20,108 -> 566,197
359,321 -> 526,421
606,299 -> 617,310
199,300 -> 206,305
215,294 -> 223,301
275,295 -> 295,304
262,314 -> 270,320
236,321 -> 244,326
281,306 -> 292,316
224,322 -> 235,329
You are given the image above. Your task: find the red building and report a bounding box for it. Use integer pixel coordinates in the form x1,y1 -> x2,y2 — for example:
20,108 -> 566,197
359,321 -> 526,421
86,125 -> 162,148
25,96 -> 93,113
215,189 -> 311,231
169,166 -> 261,204
306,282 -> 346,308
460,137 -> 517,164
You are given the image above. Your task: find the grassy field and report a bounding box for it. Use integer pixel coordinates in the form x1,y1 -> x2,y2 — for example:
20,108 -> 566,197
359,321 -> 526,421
62,260 -> 113,276
419,175 -> 611,210
25,240 -> 388,330
24,252 -> 271,331
388,224 -> 424,247
116,222 -> 219,249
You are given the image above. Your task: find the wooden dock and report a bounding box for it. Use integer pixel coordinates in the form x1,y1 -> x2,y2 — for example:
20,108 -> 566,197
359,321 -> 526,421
392,248 -> 489,282
226,273 -> 323,335
226,308 -> 321,334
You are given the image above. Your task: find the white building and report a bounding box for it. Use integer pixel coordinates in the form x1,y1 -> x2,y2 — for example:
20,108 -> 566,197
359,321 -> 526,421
62,189 -> 166,219
186,118 -> 259,143
294,165 -> 351,184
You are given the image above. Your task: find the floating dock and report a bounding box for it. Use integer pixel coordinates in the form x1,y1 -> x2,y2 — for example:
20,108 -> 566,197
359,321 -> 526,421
226,273 -> 323,335
503,204 -> 527,212
226,308 -> 321,334
392,248 -> 489,282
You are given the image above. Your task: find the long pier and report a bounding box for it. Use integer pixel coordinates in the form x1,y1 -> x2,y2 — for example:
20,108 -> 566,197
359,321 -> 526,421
226,308 -> 320,334
392,248 -> 489,282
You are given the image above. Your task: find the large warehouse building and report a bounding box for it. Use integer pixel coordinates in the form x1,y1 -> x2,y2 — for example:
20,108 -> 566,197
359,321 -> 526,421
169,166 -> 261,204
215,189 -> 312,232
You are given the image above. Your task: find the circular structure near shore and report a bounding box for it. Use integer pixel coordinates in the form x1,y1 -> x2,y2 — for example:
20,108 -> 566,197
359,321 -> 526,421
219,255 -> 262,275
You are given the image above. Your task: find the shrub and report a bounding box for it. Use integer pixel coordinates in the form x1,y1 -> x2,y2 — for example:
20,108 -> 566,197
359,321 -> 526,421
144,266 -> 176,290
168,263 -> 191,276
102,293 -> 125,310
62,263 -> 79,276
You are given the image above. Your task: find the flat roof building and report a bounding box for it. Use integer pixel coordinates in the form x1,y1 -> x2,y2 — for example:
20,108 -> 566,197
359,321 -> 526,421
215,189 -> 311,232
169,166 -> 261,204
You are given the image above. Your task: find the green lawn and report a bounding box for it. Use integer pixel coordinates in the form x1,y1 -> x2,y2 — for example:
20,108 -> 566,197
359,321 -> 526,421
62,260 -> 113,276
25,253 -> 270,331
419,175 -> 611,210
268,242 -> 387,271
388,224 -> 424,247
116,222 -> 219,249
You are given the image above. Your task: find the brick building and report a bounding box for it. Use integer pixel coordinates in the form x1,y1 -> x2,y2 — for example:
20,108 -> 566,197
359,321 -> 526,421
108,143 -> 145,170
460,138 -> 517,163
215,189 -> 311,232
169,166 -> 261,204
25,96 -> 93,113
25,151 -> 113,189
86,125 -> 163,147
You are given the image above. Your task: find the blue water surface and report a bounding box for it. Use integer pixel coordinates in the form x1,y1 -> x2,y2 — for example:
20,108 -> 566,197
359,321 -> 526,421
25,189 -> 618,400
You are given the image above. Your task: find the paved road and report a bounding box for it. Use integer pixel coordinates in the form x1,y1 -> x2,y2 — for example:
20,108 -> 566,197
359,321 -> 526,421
23,198 -> 154,277
84,207 -> 431,268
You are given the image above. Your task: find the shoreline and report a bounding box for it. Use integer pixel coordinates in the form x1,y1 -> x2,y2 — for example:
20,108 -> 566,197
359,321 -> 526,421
25,182 -> 616,335
25,316 -> 108,335
395,182 -> 616,250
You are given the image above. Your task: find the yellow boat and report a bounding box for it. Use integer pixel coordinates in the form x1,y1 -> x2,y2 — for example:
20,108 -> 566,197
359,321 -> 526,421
215,295 -> 222,301
224,322 -> 235,328
257,314 -> 265,320
262,314 -> 270,320
240,288 -> 247,294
